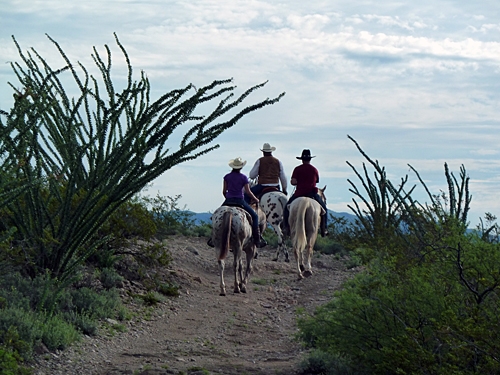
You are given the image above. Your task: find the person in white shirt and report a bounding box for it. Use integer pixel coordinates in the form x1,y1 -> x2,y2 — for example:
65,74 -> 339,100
245,143 -> 288,202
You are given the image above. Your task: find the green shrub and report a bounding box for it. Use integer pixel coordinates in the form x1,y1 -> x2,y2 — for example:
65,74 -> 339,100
158,282 -> 180,297
99,268 -> 124,290
191,223 -> 212,238
140,291 -> 163,306
70,288 -> 121,320
141,193 -> 196,237
64,311 -> 98,336
298,349 -> 366,375
0,308 -> 80,356
313,236 -> 345,256
40,315 -> 79,351
0,309 -> 39,356
0,345 -> 32,375
0,327 -> 31,365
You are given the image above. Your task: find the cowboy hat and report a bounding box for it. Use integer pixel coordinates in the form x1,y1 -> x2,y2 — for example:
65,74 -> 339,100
296,149 -> 315,160
228,157 -> 247,169
260,143 -> 276,153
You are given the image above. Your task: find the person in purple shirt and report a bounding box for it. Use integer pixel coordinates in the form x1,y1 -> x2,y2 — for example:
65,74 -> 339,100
207,157 -> 267,248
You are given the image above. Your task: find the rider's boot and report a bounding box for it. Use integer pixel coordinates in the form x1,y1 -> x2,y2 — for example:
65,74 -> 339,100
320,216 -> 329,237
282,209 -> 290,236
282,222 -> 290,237
253,230 -> 267,248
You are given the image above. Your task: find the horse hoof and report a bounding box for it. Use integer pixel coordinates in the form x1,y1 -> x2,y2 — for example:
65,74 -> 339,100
241,287 -> 247,293
272,257 -> 278,262
299,264 -> 305,272
234,289 -> 240,294
285,258 -> 290,263
220,292 -> 226,296
303,270 -> 313,278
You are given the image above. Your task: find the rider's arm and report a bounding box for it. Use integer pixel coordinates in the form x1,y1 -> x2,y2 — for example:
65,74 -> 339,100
243,183 -> 259,203
278,160 -> 288,193
248,159 -> 260,180
290,177 -> 297,186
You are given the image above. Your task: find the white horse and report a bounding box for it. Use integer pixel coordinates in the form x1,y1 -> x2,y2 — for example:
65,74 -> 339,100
259,191 -> 289,262
288,187 -> 326,279
249,179 -> 289,262
210,205 -> 258,296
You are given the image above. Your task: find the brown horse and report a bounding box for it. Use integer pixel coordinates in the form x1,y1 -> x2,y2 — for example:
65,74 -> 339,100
210,205 -> 262,296
288,186 -> 326,279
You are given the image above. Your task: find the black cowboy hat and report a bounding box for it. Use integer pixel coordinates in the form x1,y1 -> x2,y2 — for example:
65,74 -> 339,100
296,149 -> 315,160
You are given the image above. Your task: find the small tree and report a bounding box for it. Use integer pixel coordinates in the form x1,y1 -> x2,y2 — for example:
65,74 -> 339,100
0,34 -> 284,282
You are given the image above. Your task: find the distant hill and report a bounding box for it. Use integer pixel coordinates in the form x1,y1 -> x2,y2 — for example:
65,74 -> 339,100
188,211 -> 213,225
189,210 -> 357,225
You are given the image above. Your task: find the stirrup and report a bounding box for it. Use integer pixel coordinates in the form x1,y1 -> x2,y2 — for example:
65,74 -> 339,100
207,238 -> 214,247
255,237 -> 267,248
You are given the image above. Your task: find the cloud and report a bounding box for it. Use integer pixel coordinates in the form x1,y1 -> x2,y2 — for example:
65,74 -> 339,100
1,0 -> 499,227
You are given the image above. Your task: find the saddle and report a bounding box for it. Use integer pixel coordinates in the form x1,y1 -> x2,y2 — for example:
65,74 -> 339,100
222,202 -> 246,210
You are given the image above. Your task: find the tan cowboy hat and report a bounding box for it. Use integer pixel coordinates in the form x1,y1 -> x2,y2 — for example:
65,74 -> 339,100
297,149 -> 315,160
228,157 -> 247,169
260,143 -> 276,153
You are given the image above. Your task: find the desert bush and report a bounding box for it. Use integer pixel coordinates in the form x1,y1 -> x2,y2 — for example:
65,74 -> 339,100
69,287 -> 121,320
191,222 -> 212,238
297,137 -> 500,374
98,267 -> 124,290
298,349 -> 367,375
141,193 -> 196,237
0,327 -> 32,375
39,315 -> 80,351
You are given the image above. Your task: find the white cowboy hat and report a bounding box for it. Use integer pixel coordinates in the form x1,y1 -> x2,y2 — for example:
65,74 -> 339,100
228,157 -> 247,169
260,143 -> 276,152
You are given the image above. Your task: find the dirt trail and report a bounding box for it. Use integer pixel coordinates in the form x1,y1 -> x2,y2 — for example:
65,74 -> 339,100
31,236 -> 355,375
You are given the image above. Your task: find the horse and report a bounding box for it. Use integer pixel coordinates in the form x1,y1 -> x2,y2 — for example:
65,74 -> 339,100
259,191 -> 289,262
288,186 -> 327,279
249,179 -> 289,262
210,205 -> 262,296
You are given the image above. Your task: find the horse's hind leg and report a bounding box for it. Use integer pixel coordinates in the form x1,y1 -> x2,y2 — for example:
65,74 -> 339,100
237,258 -> 246,293
240,247 -> 254,293
302,242 -> 314,278
218,260 -> 226,296
294,247 -> 304,280
233,252 -> 242,294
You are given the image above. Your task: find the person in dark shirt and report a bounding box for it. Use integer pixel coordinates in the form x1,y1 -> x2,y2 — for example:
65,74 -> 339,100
283,149 -> 328,237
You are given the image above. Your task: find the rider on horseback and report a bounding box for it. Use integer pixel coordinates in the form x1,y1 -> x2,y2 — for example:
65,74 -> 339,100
245,142 -> 288,201
282,149 -> 329,237
207,157 -> 267,249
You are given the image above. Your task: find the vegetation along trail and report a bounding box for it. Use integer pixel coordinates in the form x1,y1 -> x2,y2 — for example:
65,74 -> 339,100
31,235 -> 356,375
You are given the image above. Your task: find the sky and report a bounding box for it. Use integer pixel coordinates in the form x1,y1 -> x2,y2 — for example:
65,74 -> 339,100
1,0 -> 499,228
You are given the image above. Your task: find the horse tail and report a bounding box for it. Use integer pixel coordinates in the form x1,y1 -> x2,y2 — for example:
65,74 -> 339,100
291,199 -> 307,252
218,210 -> 232,260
